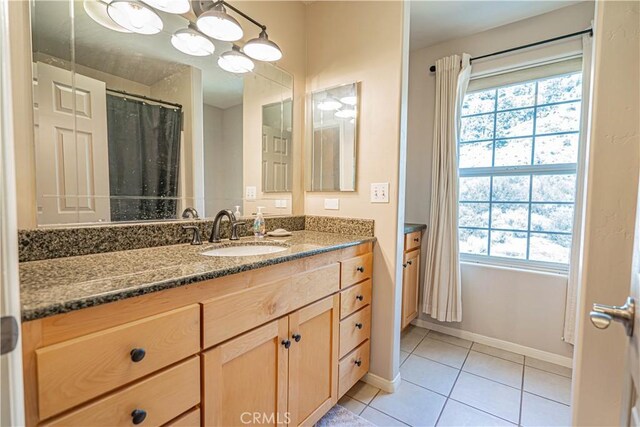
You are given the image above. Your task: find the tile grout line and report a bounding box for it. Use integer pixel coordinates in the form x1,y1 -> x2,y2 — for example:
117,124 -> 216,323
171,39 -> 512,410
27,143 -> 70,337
433,341 -> 472,426
518,355 -> 526,426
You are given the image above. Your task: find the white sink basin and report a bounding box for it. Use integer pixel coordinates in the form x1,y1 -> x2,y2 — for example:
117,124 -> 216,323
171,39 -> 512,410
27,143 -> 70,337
201,244 -> 288,257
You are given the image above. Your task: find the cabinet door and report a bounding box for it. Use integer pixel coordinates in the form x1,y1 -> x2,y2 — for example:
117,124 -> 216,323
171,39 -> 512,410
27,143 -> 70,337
288,295 -> 339,426
202,318 -> 289,426
402,249 -> 420,329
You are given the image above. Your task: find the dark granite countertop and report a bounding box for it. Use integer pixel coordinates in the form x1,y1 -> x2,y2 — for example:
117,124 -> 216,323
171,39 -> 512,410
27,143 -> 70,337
404,223 -> 427,234
19,231 -> 376,322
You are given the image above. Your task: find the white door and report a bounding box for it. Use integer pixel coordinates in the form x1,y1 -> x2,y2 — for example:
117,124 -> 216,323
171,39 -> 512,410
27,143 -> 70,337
590,180 -> 640,425
262,125 -> 292,192
35,62 -> 110,224
0,0 -> 25,422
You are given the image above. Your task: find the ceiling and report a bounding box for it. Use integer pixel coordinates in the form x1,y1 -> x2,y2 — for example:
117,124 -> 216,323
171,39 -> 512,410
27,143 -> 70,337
410,0 -> 585,51
32,1 -> 289,109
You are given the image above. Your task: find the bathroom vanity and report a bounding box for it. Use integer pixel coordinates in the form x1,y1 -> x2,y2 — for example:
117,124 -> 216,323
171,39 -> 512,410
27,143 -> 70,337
19,227 -> 374,426
401,223 -> 426,330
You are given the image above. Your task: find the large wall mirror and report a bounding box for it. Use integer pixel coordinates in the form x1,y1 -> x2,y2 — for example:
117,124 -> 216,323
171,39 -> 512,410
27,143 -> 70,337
30,0 -> 294,226
306,82 -> 358,192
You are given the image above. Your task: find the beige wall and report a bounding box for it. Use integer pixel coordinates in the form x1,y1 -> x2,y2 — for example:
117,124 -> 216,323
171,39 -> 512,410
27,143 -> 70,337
304,1 -> 407,382
572,1 -> 640,424
406,2 -> 594,358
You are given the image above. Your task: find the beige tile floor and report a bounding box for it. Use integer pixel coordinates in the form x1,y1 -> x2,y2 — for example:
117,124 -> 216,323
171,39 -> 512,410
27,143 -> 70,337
338,326 -> 572,426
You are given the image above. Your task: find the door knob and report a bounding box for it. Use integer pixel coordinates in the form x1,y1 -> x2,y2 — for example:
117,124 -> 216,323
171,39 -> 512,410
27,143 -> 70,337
590,296 -> 635,337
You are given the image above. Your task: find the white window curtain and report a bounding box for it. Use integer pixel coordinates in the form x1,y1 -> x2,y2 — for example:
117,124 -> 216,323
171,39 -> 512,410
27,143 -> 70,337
422,53 -> 471,322
563,33 -> 594,345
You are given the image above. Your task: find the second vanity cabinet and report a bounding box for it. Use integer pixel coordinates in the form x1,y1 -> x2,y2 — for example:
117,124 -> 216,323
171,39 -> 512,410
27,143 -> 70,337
401,231 -> 421,329
21,242 -> 373,427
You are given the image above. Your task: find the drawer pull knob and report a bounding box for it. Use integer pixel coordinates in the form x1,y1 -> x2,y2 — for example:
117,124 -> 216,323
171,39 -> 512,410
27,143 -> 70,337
414,238 -> 419,242
281,339 -> 291,349
355,323 -> 363,329
354,359 -> 362,367
356,295 -> 364,301
356,266 -> 365,273
407,260 -> 413,265
292,333 -> 302,342
131,409 -> 147,425
130,348 -> 146,363
402,263 -> 407,268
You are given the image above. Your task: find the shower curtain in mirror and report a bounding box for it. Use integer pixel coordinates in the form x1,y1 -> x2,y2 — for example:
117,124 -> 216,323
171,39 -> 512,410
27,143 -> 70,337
106,95 -> 182,221
423,54 -> 471,322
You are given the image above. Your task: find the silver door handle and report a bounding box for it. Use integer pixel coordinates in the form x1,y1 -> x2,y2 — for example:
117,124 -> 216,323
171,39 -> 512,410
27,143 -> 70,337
590,296 -> 635,337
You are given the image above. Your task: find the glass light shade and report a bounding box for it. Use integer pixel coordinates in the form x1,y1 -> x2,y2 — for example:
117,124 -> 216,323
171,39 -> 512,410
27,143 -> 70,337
84,0 -> 132,33
317,99 -> 342,111
140,0 -> 189,14
335,108 -> 357,119
196,4 -> 243,42
218,48 -> 255,74
171,28 -> 215,56
107,0 -> 163,34
340,95 -> 358,106
243,30 -> 282,62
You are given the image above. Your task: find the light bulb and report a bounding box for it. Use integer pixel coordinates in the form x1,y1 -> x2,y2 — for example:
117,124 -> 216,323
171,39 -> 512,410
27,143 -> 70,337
317,99 -> 342,111
171,28 -> 215,56
218,47 -> 255,74
196,4 -> 243,42
140,0 -> 190,14
243,29 -> 282,62
340,95 -> 357,106
107,0 -> 163,34
335,109 -> 357,119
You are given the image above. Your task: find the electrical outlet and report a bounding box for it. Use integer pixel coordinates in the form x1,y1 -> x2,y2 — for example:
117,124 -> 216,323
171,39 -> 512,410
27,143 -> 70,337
245,186 -> 257,200
371,182 -> 389,203
324,198 -> 340,210
275,199 -> 288,208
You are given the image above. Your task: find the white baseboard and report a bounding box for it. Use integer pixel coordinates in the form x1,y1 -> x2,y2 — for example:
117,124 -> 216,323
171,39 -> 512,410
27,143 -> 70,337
412,318 -> 573,368
362,371 -> 401,393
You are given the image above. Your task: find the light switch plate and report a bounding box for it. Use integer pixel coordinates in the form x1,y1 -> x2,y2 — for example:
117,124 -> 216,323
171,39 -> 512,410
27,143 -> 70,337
371,182 -> 389,203
275,199 -> 288,208
324,198 -> 340,210
245,186 -> 257,200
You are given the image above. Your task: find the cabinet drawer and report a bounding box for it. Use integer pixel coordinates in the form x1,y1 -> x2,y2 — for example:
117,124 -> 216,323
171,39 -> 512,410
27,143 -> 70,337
339,306 -> 371,358
405,231 -> 421,252
338,340 -> 370,397
166,407 -> 200,427
36,305 -> 200,420
45,357 -> 200,426
340,253 -> 372,289
340,279 -> 371,319
202,263 -> 340,348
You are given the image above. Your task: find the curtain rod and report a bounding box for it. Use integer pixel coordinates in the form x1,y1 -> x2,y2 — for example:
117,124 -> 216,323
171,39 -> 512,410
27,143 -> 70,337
429,28 -> 593,73
106,88 -> 182,109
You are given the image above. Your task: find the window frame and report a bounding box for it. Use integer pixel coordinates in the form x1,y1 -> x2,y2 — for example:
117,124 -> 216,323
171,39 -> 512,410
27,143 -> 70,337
457,71 -> 583,273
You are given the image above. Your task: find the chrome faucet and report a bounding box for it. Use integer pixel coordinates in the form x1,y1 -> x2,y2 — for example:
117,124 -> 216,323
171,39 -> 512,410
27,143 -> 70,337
181,207 -> 199,220
210,209 -> 246,243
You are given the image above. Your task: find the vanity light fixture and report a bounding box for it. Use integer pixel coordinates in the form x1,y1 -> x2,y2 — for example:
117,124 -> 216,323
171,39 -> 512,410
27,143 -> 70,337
196,2 -> 243,42
140,0 -> 190,14
218,45 -> 255,74
107,0 -> 163,34
243,29 -> 282,62
335,108 -> 357,119
171,26 -> 215,56
317,98 -> 342,111
340,95 -> 358,106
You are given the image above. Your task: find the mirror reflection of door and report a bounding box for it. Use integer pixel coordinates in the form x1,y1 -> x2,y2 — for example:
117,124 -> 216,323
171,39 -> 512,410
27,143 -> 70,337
34,62 -> 111,224
262,100 -> 292,193
312,126 -> 340,191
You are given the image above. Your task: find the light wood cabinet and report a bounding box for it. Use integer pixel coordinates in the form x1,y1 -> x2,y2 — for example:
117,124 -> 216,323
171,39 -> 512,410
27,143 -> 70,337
202,318 -> 289,427
401,230 -> 423,330
22,242 -> 373,426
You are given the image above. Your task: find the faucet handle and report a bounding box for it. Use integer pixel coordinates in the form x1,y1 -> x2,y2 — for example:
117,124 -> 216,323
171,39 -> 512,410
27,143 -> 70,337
182,226 -> 202,245
230,221 -> 246,241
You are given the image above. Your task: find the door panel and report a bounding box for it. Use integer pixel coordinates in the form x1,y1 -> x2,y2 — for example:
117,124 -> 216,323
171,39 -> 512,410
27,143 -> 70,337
288,295 -> 339,426
36,62 -> 110,224
203,318 -> 289,426
402,249 -> 420,329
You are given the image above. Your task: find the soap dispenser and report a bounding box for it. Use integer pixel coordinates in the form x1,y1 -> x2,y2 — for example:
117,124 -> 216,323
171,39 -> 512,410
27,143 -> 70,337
253,207 -> 266,238
233,205 -> 242,217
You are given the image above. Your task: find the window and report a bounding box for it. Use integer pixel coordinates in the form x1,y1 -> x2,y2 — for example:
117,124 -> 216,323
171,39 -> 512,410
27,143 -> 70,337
458,71 -> 582,269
